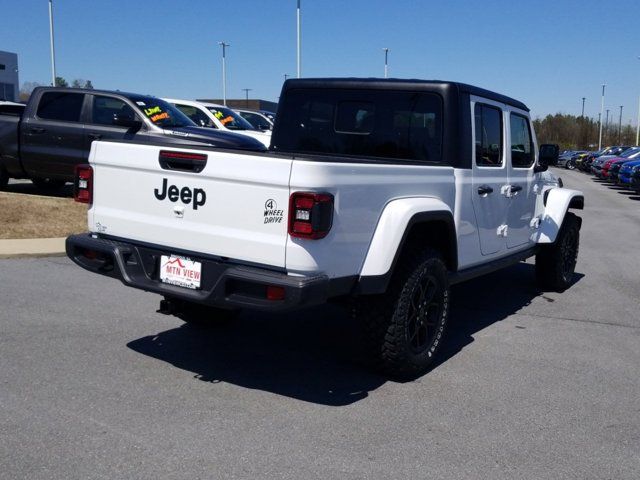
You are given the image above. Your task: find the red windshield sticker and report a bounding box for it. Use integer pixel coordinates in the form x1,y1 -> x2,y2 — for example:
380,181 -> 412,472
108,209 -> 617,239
151,112 -> 169,123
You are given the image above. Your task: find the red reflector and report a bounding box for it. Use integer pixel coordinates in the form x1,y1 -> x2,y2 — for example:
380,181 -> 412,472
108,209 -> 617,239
292,221 -> 313,234
159,150 -> 207,161
76,189 -> 91,202
83,249 -> 98,260
266,285 -> 286,301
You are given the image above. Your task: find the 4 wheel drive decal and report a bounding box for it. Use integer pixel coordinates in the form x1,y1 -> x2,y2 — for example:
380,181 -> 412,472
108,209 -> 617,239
264,198 -> 284,224
154,178 -> 206,210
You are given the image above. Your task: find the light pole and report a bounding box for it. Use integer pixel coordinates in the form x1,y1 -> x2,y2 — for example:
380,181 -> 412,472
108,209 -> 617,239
637,56 -> 640,145
581,97 -> 585,117
383,48 -> 390,78
605,108 -> 610,145
242,88 -> 252,108
296,0 -> 301,78
598,83 -> 605,150
618,105 -> 623,144
218,41 -> 230,106
637,95 -> 640,145
48,0 -> 57,86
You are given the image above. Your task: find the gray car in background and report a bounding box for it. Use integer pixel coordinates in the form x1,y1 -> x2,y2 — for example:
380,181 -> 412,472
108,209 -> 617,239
236,109 -> 275,131
558,150 -> 586,169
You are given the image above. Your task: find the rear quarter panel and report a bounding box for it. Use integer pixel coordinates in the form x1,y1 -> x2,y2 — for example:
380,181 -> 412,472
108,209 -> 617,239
286,160 -> 456,278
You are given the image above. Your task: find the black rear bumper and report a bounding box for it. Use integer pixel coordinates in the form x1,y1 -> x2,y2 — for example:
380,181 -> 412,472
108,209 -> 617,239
66,234 -> 333,311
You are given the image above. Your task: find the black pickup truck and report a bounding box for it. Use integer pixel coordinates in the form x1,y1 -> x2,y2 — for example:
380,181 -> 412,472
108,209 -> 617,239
0,87 -> 265,189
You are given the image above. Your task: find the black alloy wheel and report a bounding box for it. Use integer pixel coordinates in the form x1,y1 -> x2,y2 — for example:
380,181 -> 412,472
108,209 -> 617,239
406,274 -> 444,355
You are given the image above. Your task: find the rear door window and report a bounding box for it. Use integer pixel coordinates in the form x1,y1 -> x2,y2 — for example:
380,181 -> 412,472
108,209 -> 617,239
474,103 -> 503,167
37,92 -> 84,122
272,89 -> 443,163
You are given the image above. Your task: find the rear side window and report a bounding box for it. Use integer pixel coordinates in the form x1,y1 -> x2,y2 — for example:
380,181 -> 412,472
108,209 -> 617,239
92,95 -> 136,125
474,103 -> 503,167
272,89 -> 443,163
510,113 -> 534,168
37,92 -> 84,122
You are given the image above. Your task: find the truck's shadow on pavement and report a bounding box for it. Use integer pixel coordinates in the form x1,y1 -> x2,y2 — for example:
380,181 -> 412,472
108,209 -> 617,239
2,182 -> 73,198
127,263 -> 583,406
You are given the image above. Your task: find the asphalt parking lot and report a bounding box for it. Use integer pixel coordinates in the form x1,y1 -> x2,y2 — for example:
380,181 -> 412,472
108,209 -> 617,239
1,168 -> 639,479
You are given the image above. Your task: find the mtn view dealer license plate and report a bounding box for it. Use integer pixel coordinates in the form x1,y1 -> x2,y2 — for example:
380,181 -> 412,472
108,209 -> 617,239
159,255 -> 202,289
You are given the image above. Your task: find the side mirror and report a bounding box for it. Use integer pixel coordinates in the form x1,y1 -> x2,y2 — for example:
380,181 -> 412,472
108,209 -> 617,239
113,113 -> 142,130
535,144 -> 559,172
257,124 -> 271,131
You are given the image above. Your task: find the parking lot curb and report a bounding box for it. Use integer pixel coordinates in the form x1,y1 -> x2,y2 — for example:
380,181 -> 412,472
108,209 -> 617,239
0,237 -> 66,259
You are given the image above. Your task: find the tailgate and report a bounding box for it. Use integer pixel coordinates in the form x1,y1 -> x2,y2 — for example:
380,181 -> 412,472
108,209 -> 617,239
89,141 -> 292,268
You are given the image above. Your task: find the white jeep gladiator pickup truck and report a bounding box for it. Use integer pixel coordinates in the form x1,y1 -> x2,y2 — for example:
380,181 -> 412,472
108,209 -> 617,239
66,78 -> 583,378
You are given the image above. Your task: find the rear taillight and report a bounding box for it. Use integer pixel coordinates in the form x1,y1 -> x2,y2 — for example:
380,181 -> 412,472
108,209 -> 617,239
288,192 -> 334,239
74,164 -> 93,204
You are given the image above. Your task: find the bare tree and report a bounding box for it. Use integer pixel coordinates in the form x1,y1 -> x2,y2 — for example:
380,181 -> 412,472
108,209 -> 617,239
534,114 -> 601,150
19,81 -> 42,101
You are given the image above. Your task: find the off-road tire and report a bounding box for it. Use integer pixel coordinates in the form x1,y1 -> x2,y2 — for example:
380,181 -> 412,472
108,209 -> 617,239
536,212 -> 580,291
163,296 -> 239,327
31,177 -> 66,191
356,248 -> 450,379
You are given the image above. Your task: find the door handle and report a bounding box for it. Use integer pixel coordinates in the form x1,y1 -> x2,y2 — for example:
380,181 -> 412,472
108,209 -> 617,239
158,150 -> 208,173
510,185 -> 523,194
88,133 -> 103,140
477,185 -> 494,195
29,127 -> 46,134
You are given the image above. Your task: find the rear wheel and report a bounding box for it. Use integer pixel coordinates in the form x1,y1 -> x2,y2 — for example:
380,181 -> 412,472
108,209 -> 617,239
356,248 -> 450,379
566,160 -> 576,170
31,177 -> 66,191
536,212 -> 580,291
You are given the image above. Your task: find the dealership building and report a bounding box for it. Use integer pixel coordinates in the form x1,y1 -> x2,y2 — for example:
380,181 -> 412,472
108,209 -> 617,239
0,51 -> 19,102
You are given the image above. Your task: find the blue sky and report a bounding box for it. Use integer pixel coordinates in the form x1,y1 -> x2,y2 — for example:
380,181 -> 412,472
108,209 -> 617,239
3,0 -> 640,122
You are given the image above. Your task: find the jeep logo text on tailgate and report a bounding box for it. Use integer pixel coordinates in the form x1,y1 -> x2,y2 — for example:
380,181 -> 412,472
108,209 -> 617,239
154,178 -> 206,210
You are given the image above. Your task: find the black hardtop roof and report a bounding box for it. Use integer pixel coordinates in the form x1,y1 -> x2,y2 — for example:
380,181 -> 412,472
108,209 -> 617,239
32,86 -> 158,101
282,77 -> 529,112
